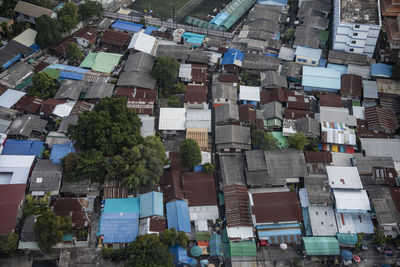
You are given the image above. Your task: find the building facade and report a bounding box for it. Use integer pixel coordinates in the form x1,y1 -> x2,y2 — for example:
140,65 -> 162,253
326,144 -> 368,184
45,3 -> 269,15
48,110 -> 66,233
332,0 -> 382,58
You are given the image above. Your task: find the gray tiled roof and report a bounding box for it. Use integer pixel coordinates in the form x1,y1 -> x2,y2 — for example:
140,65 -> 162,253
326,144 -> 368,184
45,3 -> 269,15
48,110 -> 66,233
156,45 -> 189,60
304,174 -> 333,205
215,101 -> 239,124
219,154 -> 246,186
297,117 -> 320,138
265,149 -> 308,178
30,159 -> 62,193
84,82 -> 114,99
55,80 -> 88,101
212,83 -> 237,101
215,125 -> 251,150
58,115 -> 78,133
117,71 -> 156,89
7,114 -> 47,138
242,53 -> 280,71
245,150 -> 267,171
260,101 -> 282,120
124,52 -> 154,73
260,70 -> 288,89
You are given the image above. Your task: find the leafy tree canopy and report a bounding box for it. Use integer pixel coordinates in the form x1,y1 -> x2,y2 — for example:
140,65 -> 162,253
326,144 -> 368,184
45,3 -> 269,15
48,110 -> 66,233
179,138 -> 202,169
288,132 -> 308,151
35,15 -> 62,48
203,162 -> 214,174
26,0 -> 52,9
67,98 -> 143,156
175,82 -> 186,94
160,228 -> 189,248
0,0 -> 16,19
168,95 -> 182,107
0,232 -> 18,257
151,56 -> 179,90
34,210 -> 72,251
23,192 -> 51,216
67,42 -> 83,65
251,129 -> 279,151
28,72 -> 59,99
78,0 -> 103,21
57,2 -> 79,33
125,234 -> 174,267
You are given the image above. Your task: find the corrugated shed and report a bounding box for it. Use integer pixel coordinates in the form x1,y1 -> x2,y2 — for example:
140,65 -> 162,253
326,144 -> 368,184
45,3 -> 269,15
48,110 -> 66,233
2,139 -> 44,157
223,185 -> 252,227
139,191 -> 163,218
166,200 -> 191,233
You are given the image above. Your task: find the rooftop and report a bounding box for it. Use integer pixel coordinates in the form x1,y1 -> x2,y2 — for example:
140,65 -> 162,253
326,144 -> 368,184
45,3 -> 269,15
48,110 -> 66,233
223,185 -> 252,227
182,172 -> 217,207
339,0 -> 381,25
326,166 -> 363,189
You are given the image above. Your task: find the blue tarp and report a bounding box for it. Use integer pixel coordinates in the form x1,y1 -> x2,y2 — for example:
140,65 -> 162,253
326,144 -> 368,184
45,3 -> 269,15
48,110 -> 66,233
166,200 -> 191,233
258,0 -> 287,6
49,142 -> 75,164
209,234 -> 223,257
210,12 -> 228,25
194,165 -> 203,172
2,139 -> 44,157
112,20 -> 143,33
221,48 -> 244,65
144,26 -> 158,35
169,246 -> 196,266
104,197 -> 140,213
182,32 -> 205,47
139,191 -> 163,218
341,249 -> 352,260
99,212 -> 139,243
60,70 -> 84,80
371,63 -> 393,78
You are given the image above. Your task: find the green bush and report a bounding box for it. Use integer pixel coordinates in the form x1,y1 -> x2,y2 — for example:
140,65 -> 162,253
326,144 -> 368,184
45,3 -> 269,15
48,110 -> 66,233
203,162 -> 214,174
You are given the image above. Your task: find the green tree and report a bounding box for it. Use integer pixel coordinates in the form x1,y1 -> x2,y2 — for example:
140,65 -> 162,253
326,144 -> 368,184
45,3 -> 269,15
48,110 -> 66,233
67,98 -> 143,156
0,22 -> 11,39
0,0 -> 16,19
392,61 -> 400,80
251,129 -> 279,151
175,82 -> 186,94
0,232 -> 18,257
23,193 -> 51,216
125,234 -> 174,267
67,42 -> 83,65
179,138 -> 202,169
35,15 -> 62,48
160,228 -> 189,248
373,227 -> 389,247
203,162 -> 214,174
34,210 -> 72,251
57,2 -> 79,33
288,132 -> 308,151
282,28 -> 294,42
78,0 -> 103,22
62,150 -> 108,182
28,72 -> 59,99
168,95 -> 182,107
151,56 -> 179,90
305,138 -> 319,151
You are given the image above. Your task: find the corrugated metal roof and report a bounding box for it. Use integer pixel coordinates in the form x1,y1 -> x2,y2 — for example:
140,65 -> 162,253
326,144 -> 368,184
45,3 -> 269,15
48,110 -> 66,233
49,142 -> 75,164
166,200 -> 191,233
159,108 -> 186,131
326,166 -> 362,189
302,66 -> 341,90
362,80 -> 378,99
371,63 -> 393,78
2,139 -> 44,157
99,212 -> 139,243
239,86 -> 261,101
0,89 -> 25,108
111,20 -> 143,33
335,211 -> 374,234
334,189 -> 370,211
302,237 -> 340,256
295,46 -> 322,60
139,191 -> 163,218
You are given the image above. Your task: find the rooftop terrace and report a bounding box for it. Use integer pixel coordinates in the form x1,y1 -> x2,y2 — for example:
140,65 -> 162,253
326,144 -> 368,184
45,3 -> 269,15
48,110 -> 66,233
340,0 -> 380,25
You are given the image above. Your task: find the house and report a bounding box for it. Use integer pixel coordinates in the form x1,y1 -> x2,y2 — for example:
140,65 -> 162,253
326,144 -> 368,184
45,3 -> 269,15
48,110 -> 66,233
239,86 -> 261,105
215,125 -> 251,152
0,184 -> 27,235
365,106 -> 399,134
115,88 -> 157,115
14,96 -> 43,114
260,71 -> 288,89
184,85 -> 207,109
281,62 -> 302,82
332,0 -> 381,58
347,64 -> 371,79
327,50 -> 368,66
304,174 -> 333,205
260,88 -> 286,104
302,66 -> 341,92
239,104 -> 257,126
84,83 -> 114,101
14,1 -> 56,24
303,15 -> 330,30
53,197 -> 93,228
286,91 -> 311,110
182,172 -> 218,231
0,40 -> 33,69
29,160 -> 62,196
340,74 -> 362,99
101,29 -> 131,52
80,52 -> 122,74
212,82 -> 238,105
278,47 -> 295,61
187,51 -> 211,64
251,191 -> 302,244
319,94 -> 342,108
74,26 -> 99,48
215,102 -> 239,126
297,117 -> 320,138
219,154 -> 246,186
55,80 -> 88,101
128,31 -> 158,56
7,114 -> 47,140
360,138 -> 400,164
221,49 -> 244,72
138,216 -> 166,236
258,101 -> 283,129
362,80 -> 378,106
111,20 -> 143,33
319,106 -> 357,127
156,45 -> 189,61
60,178 -> 99,197
326,166 -> 363,190
295,46 -> 322,66
103,180 -> 128,200
0,61 -> 34,89
2,139 -> 44,157
384,16 -> 400,49
186,128 -> 208,151
139,191 -> 163,219
182,32 -> 205,47
52,101 -> 76,118
49,142 -> 75,164
293,26 -> 323,49
0,89 -> 25,109
0,155 -> 35,185
223,185 -> 254,240
320,121 -> 357,153
242,53 -> 280,72
179,64 -> 208,84
166,200 -> 191,233
58,115 -> 78,134
353,154 -> 395,185
99,197 -> 139,245
158,108 -> 186,133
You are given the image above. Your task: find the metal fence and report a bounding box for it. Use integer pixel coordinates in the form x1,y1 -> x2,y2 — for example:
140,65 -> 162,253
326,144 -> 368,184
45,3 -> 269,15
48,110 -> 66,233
103,11 -> 235,38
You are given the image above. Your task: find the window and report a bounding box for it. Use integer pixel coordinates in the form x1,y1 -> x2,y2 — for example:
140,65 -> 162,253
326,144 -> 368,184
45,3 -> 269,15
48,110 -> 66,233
353,33 -> 358,37
355,24 -> 360,28
351,41 -> 356,44
349,48 -> 354,52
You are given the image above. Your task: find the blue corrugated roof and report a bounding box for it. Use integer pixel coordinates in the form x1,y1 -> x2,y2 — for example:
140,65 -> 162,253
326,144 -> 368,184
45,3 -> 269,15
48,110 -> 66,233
139,191 -> 163,218
221,48 -> 244,65
166,200 -> 191,233
103,197 -> 140,213
210,12 -> 228,25
182,32 -> 205,47
46,64 -> 68,70
327,63 -> 348,75
112,20 -> 143,33
295,46 -> 322,60
99,212 -> 139,243
371,63 -> 393,78
2,139 -> 44,157
64,65 -> 89,73
49,142 -> 75,164
60,70 -> 84,80
258,0 -> 287,6
302,66 -> 341,91
169,246 -> 195,265
144,26 -> 158,35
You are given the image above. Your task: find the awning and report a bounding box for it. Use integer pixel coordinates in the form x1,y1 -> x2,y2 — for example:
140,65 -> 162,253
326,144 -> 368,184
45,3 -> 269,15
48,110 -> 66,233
303,237 -> 340,256
336,233 -> 358,246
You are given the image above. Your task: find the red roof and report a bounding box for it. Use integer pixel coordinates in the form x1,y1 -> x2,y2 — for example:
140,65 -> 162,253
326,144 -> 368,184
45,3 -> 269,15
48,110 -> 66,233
251,191 -> 302,223
319,94 -> 342,107
41,99 -> 66,115
70,101 -> 93,115
182,172 -> 217,207
53,198 -> 90,228
340,74 -> 362,98
223,185 -> 252,227
357,119 -> 392,138
74,26 -> 99,43
284,109 -> 313,119
185,85 -> 207,103
304,151 -> 333,163
0,184 -> 26,235
286,91 -> 310,110
365,106 -> 399,133
239,104 -> 256,124
160,170 -> 183,202
260,88 -> 286,104
191,64 -> 208,83
218,74 -> 238,83
149,216 -> 166,233
14,96 -> 43,114
101,29 -> 131,49
103,180 -> 128,199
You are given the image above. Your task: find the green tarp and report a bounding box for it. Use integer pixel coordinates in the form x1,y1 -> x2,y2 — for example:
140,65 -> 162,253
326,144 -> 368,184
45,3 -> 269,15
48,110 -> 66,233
230,241 -> 257,257
80,52 -> 122,73
43,68 -> 61,79
271,131 -> 287,148
195,232 -> 210,241
303,237 -> 340,256
336,233 -> 358,245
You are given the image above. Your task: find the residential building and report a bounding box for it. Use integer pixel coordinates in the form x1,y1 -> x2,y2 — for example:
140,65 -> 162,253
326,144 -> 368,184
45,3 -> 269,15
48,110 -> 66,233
0,184 -> 26,235
7,114 -> 47,140
215,102 -> 239,126
215,125 -> 251,152
184,85 -> 207,109
332,0 -> 382,58
14,1 -> 56,24
74,26 -> 99,48
166,200 -> 191,233
29,160 -> 62,196
128,32 -> 158,56
239,86 -> 261,105
302,66 -> 341,93
101,29 -> 131,52
365,106 -> 399,134
294,46 -> 322,66
158,108 -> 186,133
340,74 -> 362,99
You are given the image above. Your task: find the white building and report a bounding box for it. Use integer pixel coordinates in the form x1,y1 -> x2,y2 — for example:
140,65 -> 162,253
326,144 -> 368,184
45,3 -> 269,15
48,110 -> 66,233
332,0 -> 382,58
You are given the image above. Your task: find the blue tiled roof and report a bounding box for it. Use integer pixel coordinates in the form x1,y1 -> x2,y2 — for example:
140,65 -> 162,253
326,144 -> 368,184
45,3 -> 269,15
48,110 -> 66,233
103,197 -> 140,213
166,200 -> 191,233
371,63 -> 393,78
2,139 -> 44,157
99,212 -> 139,243
111,20 -> 143,33
139,191 -> 163,218
221,48 -> 244,65
49,142 -> 75,164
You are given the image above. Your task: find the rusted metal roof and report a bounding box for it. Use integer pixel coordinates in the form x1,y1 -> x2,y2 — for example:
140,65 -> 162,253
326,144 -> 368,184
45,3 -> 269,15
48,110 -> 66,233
40,99 -> 65,115
239,104 -> 256,124
103,180 -> 128,199
304,151 -> 333,164
319,94 -> 342,107
182,172 -> 216,207
101,29 -> 131,49
260,88 -> 286,104
365,106 -> 399,134
286,91 -> 310,110
340,74 -> 362,98
223,185 -> 252,227
160,170 -> 183,202
284,108 -> 313,119
14,96 -> 43,114
185,85 -> 207,103
376,79 -> 400,96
